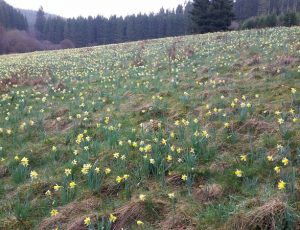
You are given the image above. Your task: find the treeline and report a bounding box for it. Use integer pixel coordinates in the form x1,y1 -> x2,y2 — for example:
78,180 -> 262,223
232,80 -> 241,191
234,0 -> 300,20
241,11 -> 300,29
0,0 -> 28,30
38,4 -> 193,47
0,0 -> 299,55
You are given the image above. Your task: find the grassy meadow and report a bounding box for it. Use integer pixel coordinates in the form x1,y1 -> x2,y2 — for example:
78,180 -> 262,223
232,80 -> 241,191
0,26 -> 300,229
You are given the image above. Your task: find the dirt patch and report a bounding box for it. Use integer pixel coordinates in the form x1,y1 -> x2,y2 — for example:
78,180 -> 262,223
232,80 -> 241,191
135,102 -> 154,114
54,81 -> 66,91
140,119 -> 161,132
123,91 -> 134,98
238,119 -> 275,134
0,75 -> 49,94
275,55 -> 299,67
245,55 -> 261,66
209,162 -> 231,174
193,184 -> 223,203
54,107 -> 69,118
44,119 -> 73,133
184,45 -> 194,58
39,198 -> 101,230
0,81 -> 10,93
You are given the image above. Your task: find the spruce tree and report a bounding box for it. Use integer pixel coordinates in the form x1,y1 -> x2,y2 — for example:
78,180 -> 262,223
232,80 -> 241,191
190,0 -> 234,33
35,6 -> 46,39
190,0 -> 210,33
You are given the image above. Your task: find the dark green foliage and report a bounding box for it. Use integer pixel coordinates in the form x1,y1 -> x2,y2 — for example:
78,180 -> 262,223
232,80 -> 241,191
282,11 -> 299,26
190,0 -> 234,33
234,0 -> 300,20
241,11 -> 299,29
39,4 -> 193,47
34,6 -> 46,39
0,0 -> 28,30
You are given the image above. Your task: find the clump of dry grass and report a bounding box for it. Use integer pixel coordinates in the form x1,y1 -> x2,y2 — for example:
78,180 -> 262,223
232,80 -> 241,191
112,199 -> 167,229
159,213 -> 194,230
167,174 -> 185,186
39,198 -> 101,230
226,198 -> 291,230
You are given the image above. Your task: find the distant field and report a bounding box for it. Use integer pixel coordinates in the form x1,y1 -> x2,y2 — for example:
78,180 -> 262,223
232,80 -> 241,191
0,27 -> 300,230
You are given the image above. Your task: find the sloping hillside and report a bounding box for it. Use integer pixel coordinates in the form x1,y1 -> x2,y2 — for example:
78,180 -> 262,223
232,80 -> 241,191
0,27 -> 300,229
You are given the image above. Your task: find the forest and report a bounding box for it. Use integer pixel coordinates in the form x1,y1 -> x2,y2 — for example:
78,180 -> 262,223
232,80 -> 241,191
0,0 -> 299,54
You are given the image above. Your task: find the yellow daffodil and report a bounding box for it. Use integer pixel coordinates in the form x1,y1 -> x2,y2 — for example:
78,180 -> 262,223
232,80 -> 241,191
69,181 -> 76,189
278,118 -> 284,124
116,176 -> 122,183
274,166 -> 281,174
139,194 -> 146,201
202,130 -> 209,138
109,214 -> 117,223
240,154 -> 247,161
30,170 -> 38,180
123,174 -> 129,180
282,157 -> 288,166
137,220 -> 144,225
54,184 -> 62,191
168,193 -> 175,199
235,169 -> 243,177
84,217 -> 91,226
104,168 -> 111,174
278,180 -> 286,190
65,168 -> 72,176
267,155 -> 273,161
166,155 -> 172,162
181,174 -> 188,181
21,157 -> 29,167
50,209 -> 59,217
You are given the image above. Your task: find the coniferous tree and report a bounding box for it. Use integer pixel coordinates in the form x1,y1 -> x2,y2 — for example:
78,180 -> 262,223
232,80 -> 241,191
191,0 -> 234,33
0,0 -> 28,30
190,0 -> 210,33
210,0 -> 235,31
35,6 -> 46,39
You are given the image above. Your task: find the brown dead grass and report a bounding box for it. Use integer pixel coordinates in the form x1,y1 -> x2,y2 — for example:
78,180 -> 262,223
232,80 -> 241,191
112,199 -> 167,230
159,214 -> 195,230
0,165 -> 8,178
166,174 -> 185,186
226,198 -> 287,230
140,119 -> 161,132
39,198 -> 101,230
238,119 -> 275,134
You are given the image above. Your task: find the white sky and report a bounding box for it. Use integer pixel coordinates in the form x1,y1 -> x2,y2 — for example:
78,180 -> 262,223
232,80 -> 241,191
5,0 -> 188,18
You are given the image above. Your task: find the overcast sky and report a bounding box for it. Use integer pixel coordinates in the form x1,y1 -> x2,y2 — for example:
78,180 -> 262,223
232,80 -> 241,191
6,0 -> 188,18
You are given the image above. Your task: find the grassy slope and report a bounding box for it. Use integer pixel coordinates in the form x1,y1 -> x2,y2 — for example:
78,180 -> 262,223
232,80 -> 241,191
0,27 -> 300,230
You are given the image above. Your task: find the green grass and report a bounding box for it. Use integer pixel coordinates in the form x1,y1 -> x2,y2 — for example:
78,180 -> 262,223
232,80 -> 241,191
0,27 -> 300,229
